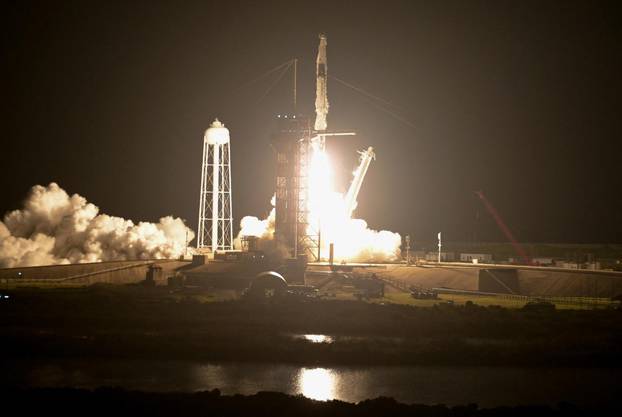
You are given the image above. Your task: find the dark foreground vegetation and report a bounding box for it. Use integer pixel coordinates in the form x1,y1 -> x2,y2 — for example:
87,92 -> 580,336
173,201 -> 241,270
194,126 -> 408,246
4,387 -> 618,417
1,286 -> 621,367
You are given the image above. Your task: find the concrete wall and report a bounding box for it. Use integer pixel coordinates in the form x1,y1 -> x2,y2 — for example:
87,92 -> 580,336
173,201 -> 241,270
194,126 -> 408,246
518,269 -> 622,298
380,265 -> 479,291
0,260 -> 150,280
380,264 -> 622,298
1,260 -> 190,287
479,269 -> 520,294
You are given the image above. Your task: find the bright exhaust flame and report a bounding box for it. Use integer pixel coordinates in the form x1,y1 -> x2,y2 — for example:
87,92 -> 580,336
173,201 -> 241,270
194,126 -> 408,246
237,144 -> 401,262
307,142 -> 401,262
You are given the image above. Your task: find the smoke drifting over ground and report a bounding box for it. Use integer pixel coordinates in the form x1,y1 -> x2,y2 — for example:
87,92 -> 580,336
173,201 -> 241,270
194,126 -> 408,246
0,183 -> 194,268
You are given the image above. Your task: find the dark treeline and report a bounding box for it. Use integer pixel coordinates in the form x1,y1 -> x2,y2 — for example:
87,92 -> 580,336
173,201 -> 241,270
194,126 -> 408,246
3,387 -> 617,417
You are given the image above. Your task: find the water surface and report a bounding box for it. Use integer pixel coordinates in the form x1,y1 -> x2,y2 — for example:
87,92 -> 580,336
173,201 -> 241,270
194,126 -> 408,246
3,359 -> 619,407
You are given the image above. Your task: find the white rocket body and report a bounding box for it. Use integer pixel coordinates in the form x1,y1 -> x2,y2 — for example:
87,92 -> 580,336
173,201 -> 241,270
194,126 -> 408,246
314,34 -> 329,131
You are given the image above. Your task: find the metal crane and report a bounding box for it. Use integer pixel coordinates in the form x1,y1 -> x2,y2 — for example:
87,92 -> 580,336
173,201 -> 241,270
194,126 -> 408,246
475,191 -> 530,264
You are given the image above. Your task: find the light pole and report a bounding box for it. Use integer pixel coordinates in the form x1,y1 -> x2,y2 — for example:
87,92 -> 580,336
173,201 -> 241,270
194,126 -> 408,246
437,232 -> 442,263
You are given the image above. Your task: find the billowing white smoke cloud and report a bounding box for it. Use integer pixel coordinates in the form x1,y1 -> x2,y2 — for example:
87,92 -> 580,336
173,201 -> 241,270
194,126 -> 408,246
236,196 -> 276,242
235,195 -> 402,262
234,195 -> 289,259
313,191 -> 402,263
323,216 -> 402,262
0,183 -> 194,268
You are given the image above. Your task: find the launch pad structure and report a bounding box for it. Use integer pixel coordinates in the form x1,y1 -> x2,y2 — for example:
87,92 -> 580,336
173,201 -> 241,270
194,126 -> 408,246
273,115 -> 315,260
194,34 -> 370,263
273,34 -> 355,261
273,118 -> 358,261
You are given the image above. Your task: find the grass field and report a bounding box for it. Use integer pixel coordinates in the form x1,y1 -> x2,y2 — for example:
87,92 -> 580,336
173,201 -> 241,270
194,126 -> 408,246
309,274 -> 619,310
3,275 -> 617,310
380,291 -> 617,310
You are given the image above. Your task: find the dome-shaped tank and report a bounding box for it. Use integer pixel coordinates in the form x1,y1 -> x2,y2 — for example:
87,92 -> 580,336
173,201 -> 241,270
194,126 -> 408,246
247,271 -> 288,298
205,118 -> 230,145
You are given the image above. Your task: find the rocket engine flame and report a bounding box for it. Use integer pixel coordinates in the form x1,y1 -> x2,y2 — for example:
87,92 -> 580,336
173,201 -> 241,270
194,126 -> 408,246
307,144 -> 401,262
238,146 -> 401,262
0,183 -> 194,268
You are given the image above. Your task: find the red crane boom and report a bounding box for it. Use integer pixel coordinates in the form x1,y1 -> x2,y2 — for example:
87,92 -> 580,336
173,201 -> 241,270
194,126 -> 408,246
475,191 -> 530,264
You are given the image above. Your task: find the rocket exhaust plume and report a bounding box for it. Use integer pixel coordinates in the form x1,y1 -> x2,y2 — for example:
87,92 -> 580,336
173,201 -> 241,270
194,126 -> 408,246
0,183 -> 194,268
307,143 -> 401,262
237,147 -> 402,263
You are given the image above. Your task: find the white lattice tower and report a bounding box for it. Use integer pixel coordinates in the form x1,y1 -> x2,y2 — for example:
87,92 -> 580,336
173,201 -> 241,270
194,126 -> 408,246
197,119 -> 233,252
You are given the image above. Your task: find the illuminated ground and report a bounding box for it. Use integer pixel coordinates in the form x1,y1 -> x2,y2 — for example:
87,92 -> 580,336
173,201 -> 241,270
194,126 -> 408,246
1,258 -> 620,309
305,263 -> 620,309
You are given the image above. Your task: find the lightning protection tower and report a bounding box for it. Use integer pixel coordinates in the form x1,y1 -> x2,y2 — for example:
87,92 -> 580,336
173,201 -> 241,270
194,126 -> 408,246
197,119 -> 233,252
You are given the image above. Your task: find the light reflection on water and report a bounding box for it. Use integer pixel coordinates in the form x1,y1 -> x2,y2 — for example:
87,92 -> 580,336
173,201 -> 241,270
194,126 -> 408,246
5,359 -> 619,407
297,368 -> 335,401
193,364 -> 338,401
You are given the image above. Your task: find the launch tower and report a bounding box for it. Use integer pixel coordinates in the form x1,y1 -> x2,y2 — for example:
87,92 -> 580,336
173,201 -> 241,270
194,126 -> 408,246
273,34 -> 354,261
273,115 -> 316,259
197,119 -> 234,252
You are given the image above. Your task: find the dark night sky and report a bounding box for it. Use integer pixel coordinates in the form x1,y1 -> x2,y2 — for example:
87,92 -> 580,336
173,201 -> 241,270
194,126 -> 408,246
3,1 -> 621,244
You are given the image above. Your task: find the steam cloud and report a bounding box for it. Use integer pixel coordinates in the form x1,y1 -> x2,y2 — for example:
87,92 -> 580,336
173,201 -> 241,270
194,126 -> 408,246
0,183 -> 194,268
235,195 -> 289,259
237,196 -> 402,262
